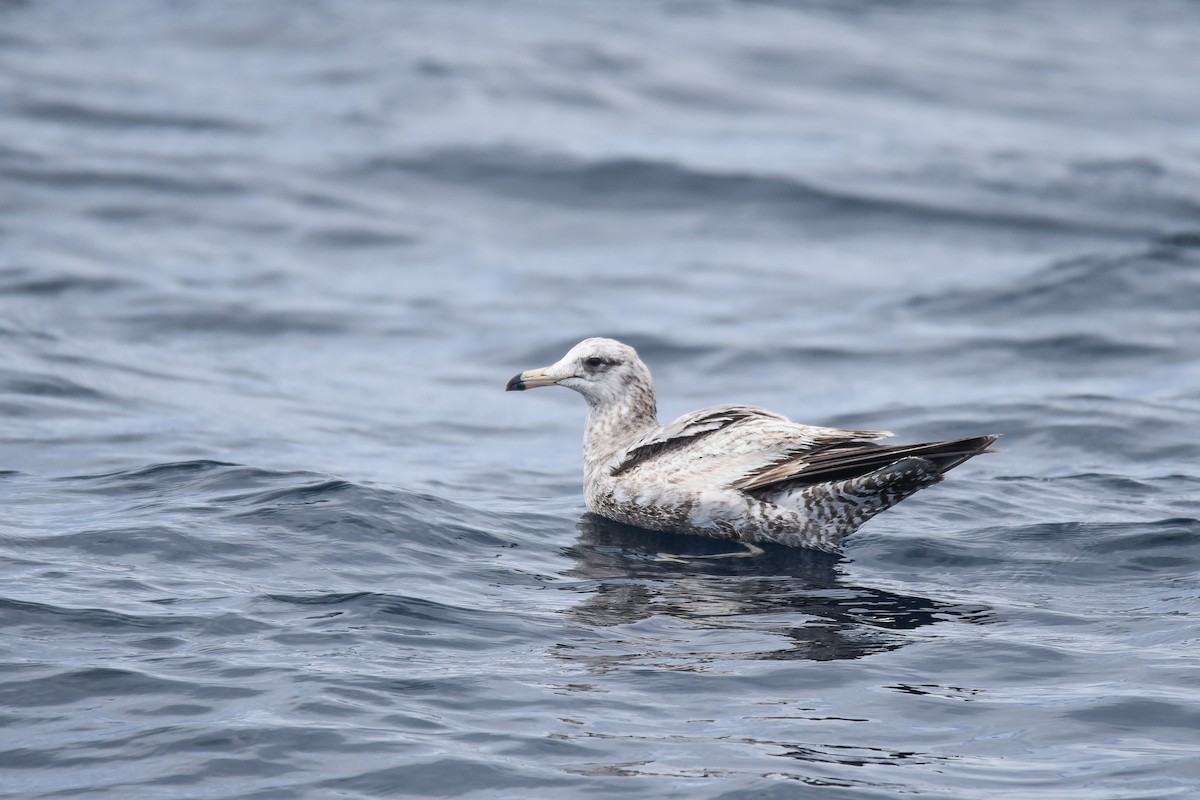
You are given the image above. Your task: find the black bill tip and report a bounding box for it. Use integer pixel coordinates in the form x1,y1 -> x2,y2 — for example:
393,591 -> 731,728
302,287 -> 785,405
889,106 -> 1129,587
505,373 -> 526,391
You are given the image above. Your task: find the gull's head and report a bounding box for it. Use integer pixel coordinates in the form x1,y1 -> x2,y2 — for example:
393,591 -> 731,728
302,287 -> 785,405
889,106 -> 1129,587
505,337 -> 652,407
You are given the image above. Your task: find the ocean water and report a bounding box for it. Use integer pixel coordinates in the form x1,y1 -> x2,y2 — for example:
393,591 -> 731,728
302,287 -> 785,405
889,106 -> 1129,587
2,1 -> 1200,797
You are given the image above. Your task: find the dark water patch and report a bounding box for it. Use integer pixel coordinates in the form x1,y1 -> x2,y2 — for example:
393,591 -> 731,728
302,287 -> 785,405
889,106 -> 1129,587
771,740 -> 949,768
568,515 -> 847,581
0,318 -> 58,342
286,186 -> 378,214
0,725 -> 363,781
21,524 -> 273,565
129,636 -> 189,651
908,243 -> 1200,320
130,702 -> 212,716
63,460 -> 263,493
877,517 -> 1200,587
224,479 -> 519,551
41,350 -> 193,385
965,333 -> 1168,363
966,159 -> 1200,231
265,591 -> 373,606
0,399 -> 82,418
0,596 -> 207,633
15,98 -> 258,133
560,516 -> 990,663
0,142 -> 42,166
227,478 -> 358,506
0,594 -> 269,641
860,394 -> 1200,466
307,673 -> 461,705
855,535 -> 1014,572
885,682 -> 983,701
317,758 -> 577,798
0,163 -> 245,196
265,591 -> 549,651
1027,420 -> 1198,464
0,667 -> 261,708
117,306 -> 358,337
0,368 -> 111,401
302,226 -> 416,249
1160,230 -> 1200,248
0,265 -> 135,296
0,366 -> 123,418
1079,517 -> 1200,558
1055,472 -> 1198,495
705,333 -> 1169,383
135,724 -> 369,758
375,594 -> 530,628
49,462 -> 526,564
1066,697 -> 1200,731
84,202 -> 203,225
361,148 -> 836,214
357,148 -> 1120,233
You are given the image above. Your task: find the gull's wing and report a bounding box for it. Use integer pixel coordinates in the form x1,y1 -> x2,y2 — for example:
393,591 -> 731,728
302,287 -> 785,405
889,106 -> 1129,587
610,404 -> 893,485
612,405 -> 785,476
731,434 -> 1000,491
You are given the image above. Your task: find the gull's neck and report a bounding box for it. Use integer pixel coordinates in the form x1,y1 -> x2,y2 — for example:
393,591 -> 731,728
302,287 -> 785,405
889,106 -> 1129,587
582,382 -> 658,480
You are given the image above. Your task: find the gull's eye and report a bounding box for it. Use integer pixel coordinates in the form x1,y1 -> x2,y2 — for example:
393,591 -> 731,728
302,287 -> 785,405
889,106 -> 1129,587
584,356 -> 605,369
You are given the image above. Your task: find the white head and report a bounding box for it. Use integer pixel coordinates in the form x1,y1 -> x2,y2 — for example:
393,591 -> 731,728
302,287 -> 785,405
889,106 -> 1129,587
506,337 -> 655,411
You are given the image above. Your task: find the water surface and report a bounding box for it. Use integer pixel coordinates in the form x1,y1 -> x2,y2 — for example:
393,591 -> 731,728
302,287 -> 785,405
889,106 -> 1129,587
2,1 -> 1199,797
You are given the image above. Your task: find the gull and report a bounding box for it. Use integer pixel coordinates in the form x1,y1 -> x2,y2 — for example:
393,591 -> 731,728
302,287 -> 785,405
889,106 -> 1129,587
506,338 -> 998,552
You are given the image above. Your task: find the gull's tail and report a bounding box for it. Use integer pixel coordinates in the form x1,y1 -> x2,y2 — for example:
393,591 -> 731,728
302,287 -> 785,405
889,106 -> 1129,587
753,434 -> 1000,490
768,435 -> 1000,551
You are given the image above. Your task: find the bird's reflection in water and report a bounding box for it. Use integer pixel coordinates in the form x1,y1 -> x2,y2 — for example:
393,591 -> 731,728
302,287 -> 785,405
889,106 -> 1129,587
560,514 -> 990,665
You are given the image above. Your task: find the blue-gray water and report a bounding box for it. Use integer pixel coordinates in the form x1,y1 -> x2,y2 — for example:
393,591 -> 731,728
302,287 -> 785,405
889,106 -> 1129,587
3,1 -> 1200,797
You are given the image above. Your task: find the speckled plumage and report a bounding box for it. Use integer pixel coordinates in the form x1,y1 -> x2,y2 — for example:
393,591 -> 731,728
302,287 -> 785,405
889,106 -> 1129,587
507,338 -> 998,552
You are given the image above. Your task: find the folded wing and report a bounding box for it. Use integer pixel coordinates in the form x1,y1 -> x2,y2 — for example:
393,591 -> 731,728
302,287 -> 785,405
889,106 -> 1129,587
609,404 -> 897,487
732,434 -> 1000,492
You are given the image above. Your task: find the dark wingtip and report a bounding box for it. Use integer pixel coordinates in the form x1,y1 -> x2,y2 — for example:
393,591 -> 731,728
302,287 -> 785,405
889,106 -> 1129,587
505,373 -> 526,392
925,434 -> 1003,474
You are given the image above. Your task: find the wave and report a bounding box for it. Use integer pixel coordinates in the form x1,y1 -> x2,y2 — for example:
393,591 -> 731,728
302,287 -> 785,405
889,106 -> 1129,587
907,237 -> 1200,321
346,145 -> 1200,238
56,460 -> 524,552
15,98 -> 256,133
116,306 -> 358,337
1,162 -> 244,197
0,666 -> 263,709
0,368 -> 112,401
0,265 -> 135,296
352,147 -> 1128,232
264,590 -> 535,639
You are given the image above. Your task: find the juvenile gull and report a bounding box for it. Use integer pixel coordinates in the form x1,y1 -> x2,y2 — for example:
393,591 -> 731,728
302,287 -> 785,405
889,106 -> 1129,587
507,338 -> 998,552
